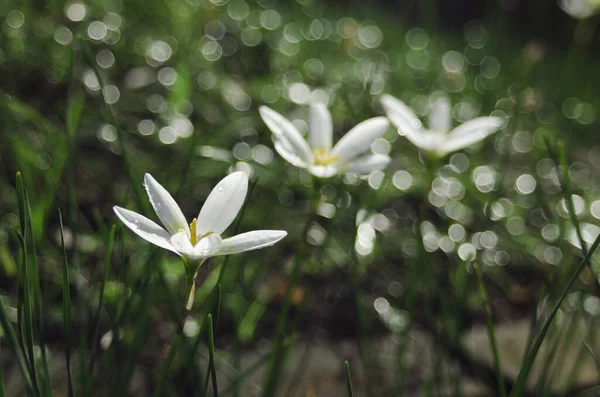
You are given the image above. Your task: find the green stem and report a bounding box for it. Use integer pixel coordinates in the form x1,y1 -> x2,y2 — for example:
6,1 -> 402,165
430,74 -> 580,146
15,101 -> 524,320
261,183 -> 321,397
474,264 -> 506,397
153,265 -> 200,397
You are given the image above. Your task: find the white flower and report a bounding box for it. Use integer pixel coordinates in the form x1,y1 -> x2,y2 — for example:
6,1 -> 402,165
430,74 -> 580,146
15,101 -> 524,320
381,94 -> 504,158
559,0 -> 600,19
113,172 -> 287,261
259,104 -> 391,178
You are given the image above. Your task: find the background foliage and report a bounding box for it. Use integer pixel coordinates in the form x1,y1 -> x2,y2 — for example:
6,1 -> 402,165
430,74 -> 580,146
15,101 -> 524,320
2,0 -> 600,395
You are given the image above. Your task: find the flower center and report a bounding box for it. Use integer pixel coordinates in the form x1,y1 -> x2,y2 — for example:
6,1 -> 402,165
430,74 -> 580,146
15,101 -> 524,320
314,148 -> 339,166
179,218 -> 213,246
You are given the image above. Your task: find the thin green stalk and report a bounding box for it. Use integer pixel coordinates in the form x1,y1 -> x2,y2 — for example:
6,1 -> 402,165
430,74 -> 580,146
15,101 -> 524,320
58,211 -> 74,397
558,141 -> 587,257
201,358 -> 212,397
23,189 -> 52,397
0,298 -> 35,395
583,341 -> 600,371
473,264 -> 506,397
509,232 -> 600,397
261,186 -> 321,397
16,233 -> 40,397
344,361 -> 354,397
153,271 -> 199,397
536,311 -> 575,393
64,40 -> 85,270
214,284 -> 222,332
89,225 -> 116,375
207,314 -> 219,397
15,173 -> 40,397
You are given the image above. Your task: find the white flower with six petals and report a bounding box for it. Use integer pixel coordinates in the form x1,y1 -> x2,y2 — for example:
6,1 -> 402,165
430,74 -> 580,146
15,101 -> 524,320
381,94 -> 504,158
113,172 -> 287,262
259,104 -> 391,178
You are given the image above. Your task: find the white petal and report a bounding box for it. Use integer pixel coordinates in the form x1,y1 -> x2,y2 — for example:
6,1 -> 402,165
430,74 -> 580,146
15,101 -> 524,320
259,106 -> 314,164
308,165 -> 339,178
441,116 -> 504,155
196,172 -> 248,236
113,206 -> 178,254
143,174 -> 189,235
428,97 -> 452,134
381,94 -> 423,132
330,117 -> 389,163
274,139 -> 309,168
170,232 -> 223,260
559,0 -> 599,19
215,230 -> 287,256
381,95 -> 432,150
308,104 -> 333,152
405,130 -> 444,152
344,154 -> 391,174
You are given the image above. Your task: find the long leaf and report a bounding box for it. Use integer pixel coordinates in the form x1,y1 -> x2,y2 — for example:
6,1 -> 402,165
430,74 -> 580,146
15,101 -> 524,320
344,361 -> 354,397
473,264 -> 506,397
58,210 -> 74,397
89,225 -> 116,373
509,232 -> 600,397
0,297 -> 35,395
207,314 -> 219,397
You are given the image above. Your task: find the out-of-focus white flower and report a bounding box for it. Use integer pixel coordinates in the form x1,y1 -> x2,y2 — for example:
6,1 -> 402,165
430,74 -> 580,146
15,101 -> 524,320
113,172 -> 287,262
381,94 -> 504,158
559,0 -> 600,19
259,104 -> 390,178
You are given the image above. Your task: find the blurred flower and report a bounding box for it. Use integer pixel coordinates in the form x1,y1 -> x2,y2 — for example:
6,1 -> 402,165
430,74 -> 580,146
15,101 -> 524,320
259,104 -> 390,178
113,172 -> 287,262
559,0 -> 600,19
381,94 -> 504,158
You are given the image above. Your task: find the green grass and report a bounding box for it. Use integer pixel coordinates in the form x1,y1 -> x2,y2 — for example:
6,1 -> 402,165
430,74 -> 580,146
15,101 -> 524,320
2,0 -> 600,396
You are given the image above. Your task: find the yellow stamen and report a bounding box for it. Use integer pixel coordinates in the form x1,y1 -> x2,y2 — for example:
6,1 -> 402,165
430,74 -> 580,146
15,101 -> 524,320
314,149 -> 339,166
190,218 -> 197,245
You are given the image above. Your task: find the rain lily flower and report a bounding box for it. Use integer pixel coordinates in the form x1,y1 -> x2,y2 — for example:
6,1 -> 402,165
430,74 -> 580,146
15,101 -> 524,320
259,104 -> 391,178
113,172 -> 287,264
559,0 -> 600,19
381,94 -> 504,158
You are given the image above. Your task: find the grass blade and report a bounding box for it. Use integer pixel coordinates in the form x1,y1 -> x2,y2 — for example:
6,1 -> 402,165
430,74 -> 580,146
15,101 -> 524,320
473,264 -> 506,397
15,172 -> 40,397
208,314 -> 219,397
89,225 -> 116,373
509,232 -> 600,397
0,297 -> 35,395
23,185 -> 52,396
344,361 -> 354,397
58,211 -> 74,397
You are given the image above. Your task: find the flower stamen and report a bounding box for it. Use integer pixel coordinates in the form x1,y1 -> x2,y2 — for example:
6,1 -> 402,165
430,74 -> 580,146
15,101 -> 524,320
314,148 -> 339,166
190,218 -> 197,245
